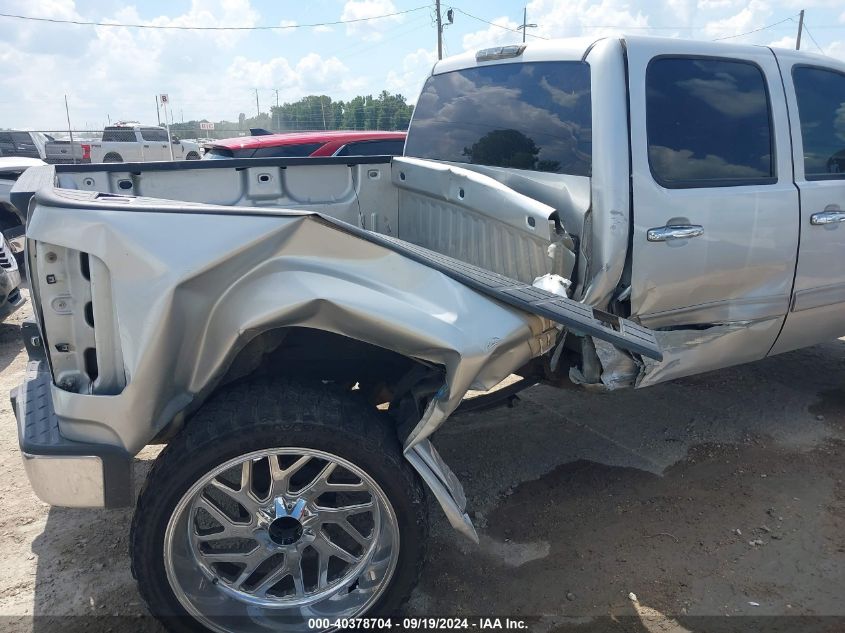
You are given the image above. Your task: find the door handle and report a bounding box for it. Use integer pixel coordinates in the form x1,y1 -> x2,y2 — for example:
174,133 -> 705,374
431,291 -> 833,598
647,224 -> 704,242
810,211 -> 845,225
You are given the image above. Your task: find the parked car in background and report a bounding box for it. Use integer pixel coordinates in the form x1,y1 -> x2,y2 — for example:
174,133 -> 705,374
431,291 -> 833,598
0,233 -> 24,321
44,138 -> 92,164
89,123 -> 201,163
202,130 -> 406,159
0,131 -> 50,159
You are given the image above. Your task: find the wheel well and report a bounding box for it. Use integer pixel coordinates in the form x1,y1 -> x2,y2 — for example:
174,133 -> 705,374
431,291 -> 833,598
220,327 -> 438,398
151,327 -> 443,445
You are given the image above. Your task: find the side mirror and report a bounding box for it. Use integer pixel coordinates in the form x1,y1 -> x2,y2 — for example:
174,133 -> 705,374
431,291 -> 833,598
172,136 -> 180,143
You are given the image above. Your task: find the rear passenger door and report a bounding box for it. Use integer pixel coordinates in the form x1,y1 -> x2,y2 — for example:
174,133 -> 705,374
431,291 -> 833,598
627,40 -> 798,368
769,55 -> 845,354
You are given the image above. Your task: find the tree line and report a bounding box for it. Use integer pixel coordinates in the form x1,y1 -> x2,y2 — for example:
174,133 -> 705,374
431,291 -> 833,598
169,91 -> 413,138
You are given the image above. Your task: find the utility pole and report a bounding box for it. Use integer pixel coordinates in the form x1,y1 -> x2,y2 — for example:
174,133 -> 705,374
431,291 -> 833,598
274,89 -> 280,131
254,89 -> 260,117
64,95 -> 76,165
435,0 -> 443,60
517,6 -> 537,42
796,9 -> 804,50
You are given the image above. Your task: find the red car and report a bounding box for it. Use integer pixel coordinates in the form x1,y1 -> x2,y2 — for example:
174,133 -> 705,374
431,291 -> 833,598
202,130 -> 406,159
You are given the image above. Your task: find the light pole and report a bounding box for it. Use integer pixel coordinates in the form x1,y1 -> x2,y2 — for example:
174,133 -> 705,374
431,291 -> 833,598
517,7 -> 537,43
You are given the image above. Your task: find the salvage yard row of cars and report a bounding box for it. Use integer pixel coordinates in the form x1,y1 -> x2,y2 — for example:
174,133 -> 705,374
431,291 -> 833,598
4,35 -> 845,633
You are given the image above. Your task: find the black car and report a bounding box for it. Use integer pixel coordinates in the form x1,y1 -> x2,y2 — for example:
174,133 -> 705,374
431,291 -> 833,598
0,130 -> 45,159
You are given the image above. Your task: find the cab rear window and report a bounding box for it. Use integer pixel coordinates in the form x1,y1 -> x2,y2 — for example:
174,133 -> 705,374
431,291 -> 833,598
405,61 -> 591,176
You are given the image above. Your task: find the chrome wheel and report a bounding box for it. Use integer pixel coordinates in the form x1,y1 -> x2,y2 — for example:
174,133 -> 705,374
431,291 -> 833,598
163,447 -> 400,633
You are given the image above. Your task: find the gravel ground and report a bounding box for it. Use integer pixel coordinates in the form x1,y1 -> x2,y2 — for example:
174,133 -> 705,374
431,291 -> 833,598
0,290 -> 843,632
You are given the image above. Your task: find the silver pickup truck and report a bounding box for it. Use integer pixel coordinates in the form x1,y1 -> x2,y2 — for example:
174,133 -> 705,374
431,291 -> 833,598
10,36 -> 845,631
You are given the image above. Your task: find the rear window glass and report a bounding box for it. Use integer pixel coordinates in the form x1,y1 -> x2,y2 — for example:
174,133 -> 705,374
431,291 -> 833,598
792,66 -> 845,178
336,139 -> 405,156
405,61 -> 591,176
646,57 -> 775,187
140,128 -> 169,142
102,128 -> 137,142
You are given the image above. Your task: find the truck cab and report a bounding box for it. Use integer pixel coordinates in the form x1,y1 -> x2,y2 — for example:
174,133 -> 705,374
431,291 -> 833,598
405,36 -> 845,385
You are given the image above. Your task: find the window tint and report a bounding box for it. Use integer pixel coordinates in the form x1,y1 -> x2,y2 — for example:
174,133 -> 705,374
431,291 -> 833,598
792,66 -> 845,178
11,132 -> 32,143
250,143 -> 323,158
336,139 -> 405,156
101,128 -> 137,142
646,57 -> 774,187
405,61 -> 591,176
140,127 -> 169,142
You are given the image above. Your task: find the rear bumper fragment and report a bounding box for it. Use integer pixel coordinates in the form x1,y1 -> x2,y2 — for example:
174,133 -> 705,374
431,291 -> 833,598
11,358 -> 132,508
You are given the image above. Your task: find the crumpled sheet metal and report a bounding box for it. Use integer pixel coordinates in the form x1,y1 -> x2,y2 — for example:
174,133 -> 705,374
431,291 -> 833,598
30,199 -> 556,539
28,205 -> 552,453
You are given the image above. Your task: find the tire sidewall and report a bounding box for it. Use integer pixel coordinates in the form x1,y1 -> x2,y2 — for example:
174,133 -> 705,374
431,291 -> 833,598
132,418 -> 425,632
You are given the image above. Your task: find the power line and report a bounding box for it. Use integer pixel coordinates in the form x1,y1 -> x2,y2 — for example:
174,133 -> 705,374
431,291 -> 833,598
452,7 -> 549,40
0,5 -> 432,30
801,24 -> 826,55
711,16 -> 796,41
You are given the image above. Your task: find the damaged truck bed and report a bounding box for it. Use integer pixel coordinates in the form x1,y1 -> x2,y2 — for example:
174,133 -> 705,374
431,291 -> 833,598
11,34 -> 845,633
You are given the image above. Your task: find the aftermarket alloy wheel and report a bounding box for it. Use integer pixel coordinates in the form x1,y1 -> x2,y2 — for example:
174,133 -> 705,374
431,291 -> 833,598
131,380 -> 427,633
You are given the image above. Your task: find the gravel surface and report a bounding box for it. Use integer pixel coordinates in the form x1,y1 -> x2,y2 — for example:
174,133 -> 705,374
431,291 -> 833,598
0,291 -> 843,631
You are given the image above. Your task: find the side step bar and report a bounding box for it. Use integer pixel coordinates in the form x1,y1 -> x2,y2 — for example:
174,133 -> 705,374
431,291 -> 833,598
323,220 -> 663,361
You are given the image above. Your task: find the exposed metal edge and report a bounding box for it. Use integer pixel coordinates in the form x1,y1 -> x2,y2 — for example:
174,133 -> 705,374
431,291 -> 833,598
55,154 -> 393,174
404,443 -> 478,543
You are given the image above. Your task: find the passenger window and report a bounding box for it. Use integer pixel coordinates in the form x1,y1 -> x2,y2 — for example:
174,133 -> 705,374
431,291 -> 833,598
336,140 -> 405,156
792,66 -> 845,178
646,57 -> 775,188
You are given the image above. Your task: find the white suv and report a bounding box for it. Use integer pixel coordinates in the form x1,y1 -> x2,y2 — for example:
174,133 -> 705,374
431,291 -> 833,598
89,124 -> 201,163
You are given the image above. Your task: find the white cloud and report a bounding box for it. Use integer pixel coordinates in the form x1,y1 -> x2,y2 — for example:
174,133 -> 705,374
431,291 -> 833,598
314,25 -> 334,33
341,0 -> 404,41
386,47 -> 437,100
461,17 -> 522,51
702,0 -> 772,39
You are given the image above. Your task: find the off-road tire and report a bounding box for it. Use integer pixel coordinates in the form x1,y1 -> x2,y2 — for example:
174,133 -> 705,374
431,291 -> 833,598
130,379 -> 428,632
102,152 -> 123,163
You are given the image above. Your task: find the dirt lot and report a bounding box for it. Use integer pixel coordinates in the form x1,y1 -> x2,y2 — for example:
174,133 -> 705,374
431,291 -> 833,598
0,290 -> 843,632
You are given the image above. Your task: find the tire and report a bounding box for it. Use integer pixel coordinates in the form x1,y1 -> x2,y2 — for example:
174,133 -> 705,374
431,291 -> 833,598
103,153 -> 123,163
186,151 -> 200,160
131,379 -> 427,633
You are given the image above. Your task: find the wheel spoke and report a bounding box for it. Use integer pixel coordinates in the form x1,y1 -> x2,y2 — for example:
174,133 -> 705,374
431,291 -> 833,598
269,455 -> 311,497
232,547 -> 274,590
314,531 -> 359,564
193,497 -> 253,539
316,500 -> 374,520
337,519 -> 372,546
297,461 -> 337,498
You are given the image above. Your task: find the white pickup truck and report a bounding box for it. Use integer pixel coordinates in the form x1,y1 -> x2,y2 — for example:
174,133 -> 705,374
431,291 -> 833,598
10,36 -> 845,631
89,123 -> 201,163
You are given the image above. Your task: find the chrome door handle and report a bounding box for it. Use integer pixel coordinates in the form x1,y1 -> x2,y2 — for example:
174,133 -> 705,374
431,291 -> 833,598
647,224 -> 704,242
810,211 -> 845,225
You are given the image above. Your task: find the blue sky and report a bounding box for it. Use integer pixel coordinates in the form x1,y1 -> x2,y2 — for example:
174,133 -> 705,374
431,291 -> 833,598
1,0 -> 843,130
